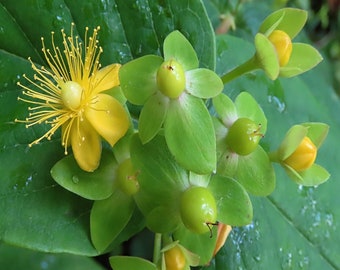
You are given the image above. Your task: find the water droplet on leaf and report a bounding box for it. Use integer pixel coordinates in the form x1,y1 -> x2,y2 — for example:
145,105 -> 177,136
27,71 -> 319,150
72,175 -> 79,184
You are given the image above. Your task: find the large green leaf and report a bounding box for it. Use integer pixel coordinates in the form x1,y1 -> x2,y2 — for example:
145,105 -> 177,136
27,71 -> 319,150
212,33 -> 340,269
0,0 -> 215,255
0,242 -> 104,270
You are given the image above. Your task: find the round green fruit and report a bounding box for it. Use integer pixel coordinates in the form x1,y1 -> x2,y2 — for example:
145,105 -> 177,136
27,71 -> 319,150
226,117 -> 262,156
180,186 -> 217,234
117,158 -> 139,195
157,59 -> 186,99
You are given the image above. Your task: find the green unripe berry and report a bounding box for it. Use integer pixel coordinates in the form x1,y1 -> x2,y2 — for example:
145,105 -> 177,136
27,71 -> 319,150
117,158 -> 139,195
180,186 -> 217,234
157,59 -> 186,99
226,117 -> 263,156
61,81 -> 83,110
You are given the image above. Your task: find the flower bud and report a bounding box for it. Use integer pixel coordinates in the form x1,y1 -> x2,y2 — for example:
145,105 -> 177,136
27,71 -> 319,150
268,30 -> 292,66
284,136 -> 317,172
164,245 -> 186,270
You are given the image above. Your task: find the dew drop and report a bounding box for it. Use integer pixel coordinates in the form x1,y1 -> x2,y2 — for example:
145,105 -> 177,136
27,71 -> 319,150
72,175 -> 79,184
268,95 -> 286,113
25,175 -> 33,186
253,255 -> 261,262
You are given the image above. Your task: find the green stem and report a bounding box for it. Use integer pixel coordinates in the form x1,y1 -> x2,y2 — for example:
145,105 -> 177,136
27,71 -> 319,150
268,151 -> 279,163
220,56 -> 259,84
153,233 -> 162,265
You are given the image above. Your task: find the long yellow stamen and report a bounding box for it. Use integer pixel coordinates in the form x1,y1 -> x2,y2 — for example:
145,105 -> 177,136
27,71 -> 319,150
16,24 -> 103,152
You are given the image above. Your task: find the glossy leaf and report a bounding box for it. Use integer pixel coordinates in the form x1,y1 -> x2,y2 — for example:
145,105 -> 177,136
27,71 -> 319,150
235,91 -> 268,134
130,134 -> 188,232
120,55 -> 163,105
165,93 -> 216,174
215,32 -> 340,268
236,146 -> 276,196
90,190 -> 135,253
109,256 -> 157,270
254,33 -> 280,80
212,93 -> 238,127
208,175 -> 253,226
51,151 -> 117,200
163,30 -> 199,70
259,8 -> 307,39
280,43 -> 323,78
185,68 -> 224,98
138,92 -> 169,143
302,122 -> 330,148
0,0 -> 216,255
174,224 -> 217,266
0,243 -> 104,270
276,125 -> 308,161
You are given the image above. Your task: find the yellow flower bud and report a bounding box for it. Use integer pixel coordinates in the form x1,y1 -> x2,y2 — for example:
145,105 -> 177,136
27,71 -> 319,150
164,245 -> 186,270
284,137 -> 317,172
268,30 -> 292,66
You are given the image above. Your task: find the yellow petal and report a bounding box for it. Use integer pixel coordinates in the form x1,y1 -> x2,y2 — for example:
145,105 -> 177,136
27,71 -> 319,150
92,63 -> 121,94
70,118 -> 102,172
85,93 -> 129,146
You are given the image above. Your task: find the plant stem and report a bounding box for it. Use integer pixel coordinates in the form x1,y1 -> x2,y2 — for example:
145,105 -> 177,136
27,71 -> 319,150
220,56 -> 259,84
268,151 -> 279,163
153,233 -> 162,265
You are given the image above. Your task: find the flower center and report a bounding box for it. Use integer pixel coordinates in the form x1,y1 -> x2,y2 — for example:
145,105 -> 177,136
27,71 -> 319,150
157,59 -> 186,99
61,81 -> 84,110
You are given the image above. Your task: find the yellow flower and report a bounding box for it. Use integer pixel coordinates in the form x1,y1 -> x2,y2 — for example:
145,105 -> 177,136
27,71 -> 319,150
283,136 -> 317,172
16,24 -> 129,172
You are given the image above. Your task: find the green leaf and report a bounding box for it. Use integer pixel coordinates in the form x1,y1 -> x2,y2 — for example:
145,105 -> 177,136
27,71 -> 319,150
0,141 -> 97,255
130,134 -> 188,231
90,190 -> 135,253
284,164 -> 330,187
51,151 -> 117,200
212,93 -> 238,127
254,33 -> 280,80
0,6 -> 41,63
236,146 -> 276,196
163,30 -> 199,70
109,256 -> 157,270
215,33 -> 340,268
276,125 -> 308,161
0,0 -> 216,255
174,224 -> 217,266
208,175 -> 253,226
146,205 -> 181,233
259,8 -> 308,39
120,55 -> 163,105
302,122 -> 330,148
235,91 -> 268,134
165,93 -> 216,174
0,242 -> 104,270
280,43 -> 323,78
185,68 -> 224,98
139,92 -> 169,143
